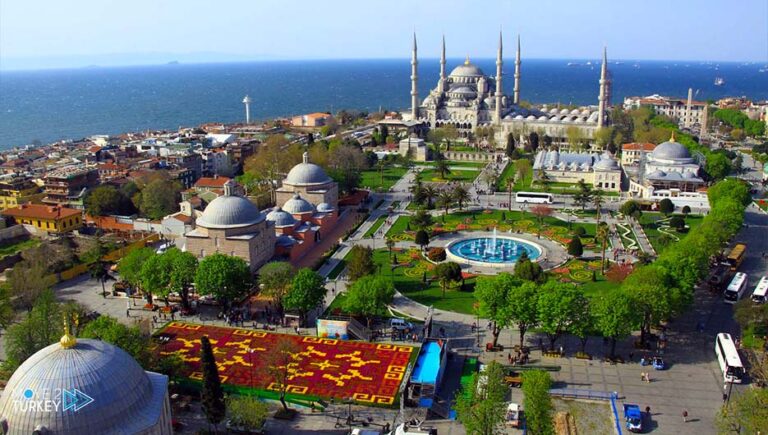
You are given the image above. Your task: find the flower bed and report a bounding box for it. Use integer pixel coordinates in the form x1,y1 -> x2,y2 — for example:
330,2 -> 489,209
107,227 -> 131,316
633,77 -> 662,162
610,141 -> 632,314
157,322 -> 415,406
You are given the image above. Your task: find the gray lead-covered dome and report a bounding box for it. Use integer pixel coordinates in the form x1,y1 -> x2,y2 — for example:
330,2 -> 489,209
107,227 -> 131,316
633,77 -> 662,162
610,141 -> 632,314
651,139 -> 692,161
283,193 -> 315,215
285,152 -> 332,186
0,339 -> 170,434
266,206 -> 297,228
450,62 -> 485,77
197,195 -> 264,229
594,153 -> 620,170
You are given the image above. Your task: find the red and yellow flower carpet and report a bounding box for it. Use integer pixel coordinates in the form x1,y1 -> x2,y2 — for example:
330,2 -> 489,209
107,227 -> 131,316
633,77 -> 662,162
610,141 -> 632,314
157,322 -> 415,405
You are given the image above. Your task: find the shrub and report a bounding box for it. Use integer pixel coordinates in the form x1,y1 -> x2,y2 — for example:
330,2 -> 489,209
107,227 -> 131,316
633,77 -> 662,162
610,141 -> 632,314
567,236 -> 583,257
572,226 -> 587,237
427,247 -> 446,262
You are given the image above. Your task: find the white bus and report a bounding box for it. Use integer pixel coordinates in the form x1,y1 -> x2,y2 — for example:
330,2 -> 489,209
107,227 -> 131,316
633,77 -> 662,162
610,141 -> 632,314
515,192 -> 553,204
751,276 -> 768,304
724,272 -> 748,304
715,333 -> 744,383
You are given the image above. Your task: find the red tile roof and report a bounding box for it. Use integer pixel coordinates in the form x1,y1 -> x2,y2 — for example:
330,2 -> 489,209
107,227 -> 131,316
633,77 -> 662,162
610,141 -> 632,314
194,176 -> 231,188
622,143 -> 656,152
3,204 -> 81,220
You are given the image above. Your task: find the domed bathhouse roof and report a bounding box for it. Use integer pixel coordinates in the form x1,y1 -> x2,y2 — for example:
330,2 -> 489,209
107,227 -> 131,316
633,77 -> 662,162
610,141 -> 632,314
283,193 -> 315,215
449,57 -> 485,77
0,333 -> 170,434
316,202 -> 334,213
197,180 -> 264,229
650,134 -> 693,162
266,206 -> 297,228
285,152 -> 333,186
594,153 -> 620,170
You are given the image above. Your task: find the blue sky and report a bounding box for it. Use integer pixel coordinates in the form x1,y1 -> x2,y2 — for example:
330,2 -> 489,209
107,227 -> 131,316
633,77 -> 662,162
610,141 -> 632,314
1,0 -> 766,69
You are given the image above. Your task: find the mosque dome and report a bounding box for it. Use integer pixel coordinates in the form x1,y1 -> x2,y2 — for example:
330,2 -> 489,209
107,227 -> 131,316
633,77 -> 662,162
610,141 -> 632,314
266,206 -> 297,228
651,134 -> 692,161
0,338 -> 170,434
648,170 -> 667,178
197,180 -> 264,229
316,202 -> 335,213
449,58 -> 485,77
283,193 -> 315,215
285,153 -> 332,186
594,153 -> 619,170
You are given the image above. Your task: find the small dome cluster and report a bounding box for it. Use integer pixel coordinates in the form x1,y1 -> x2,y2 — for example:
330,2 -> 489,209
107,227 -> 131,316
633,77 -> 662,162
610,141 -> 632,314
282,193 -> 315,214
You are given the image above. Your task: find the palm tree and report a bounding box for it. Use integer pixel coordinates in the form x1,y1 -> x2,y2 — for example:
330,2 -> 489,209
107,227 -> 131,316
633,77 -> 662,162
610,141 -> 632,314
385,238 -> 395,259
436,190 -> 454,221
377,159 -> 388,187
592,189 -> 605,223
507,178 -> 515,211
595,223 -> 609,273
89,261 -> 109,298
422,185 -> 438,209
452,185 -> 470,210
433,151 -> 450,179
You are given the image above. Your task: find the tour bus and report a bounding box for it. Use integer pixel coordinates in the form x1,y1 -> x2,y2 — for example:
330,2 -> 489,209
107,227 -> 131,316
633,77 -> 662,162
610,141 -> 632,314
515,192 -> 553,204
715,333 -> 744,383
723,243 -> 747,272
724,272 -> 748,304
751,276 -> 768,304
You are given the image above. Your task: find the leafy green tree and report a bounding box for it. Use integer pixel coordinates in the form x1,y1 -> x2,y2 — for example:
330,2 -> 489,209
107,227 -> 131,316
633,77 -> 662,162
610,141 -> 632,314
140,252 -> 171,305
118,247 -> 155,299
85,185 -> 134,216
436,189 -> 454,219
263,336 -> 301,412
514,253 -> 545,283
705,152 -> 732,180
542,134 -> 553,149
514,159 -> 532,184
200,335 -> 226,430
475,273 -> 518,348
80,315 -> 152,367
411,210 -> 434,230
227,396 -> 269,432
342,275 -> 395,327
507,281 -> 539,347
453,185 -> 471,210
622,266 -> 682,347
619,200 -> 642,218
521,370 -> 554,435
195,254 -> 253,307
529,131 -> 540,152
0,286 -> 15,330
421,185 -> 438,209
454,361 -> 508,435
658,198 -> 674,216
567,236 -> 583,258
594,127 -> 614,149
593,289 -> 638,358
434,262 -> 462,297
707,178 -> 751,207
346,245 -> 376,281
595,223 -> 610,273
572,180 -> 593,211
139,178 -> 182,220
284,268 -> 325,323
415,229 -> 430,251
717,388 -> 768,434
669,215 -> 686,231
536,282 -> 586,351
592,189 -> 605,223
7,255 -> 57,310
89,260 -> 110,298
566,294 -> 593,354
258,262 -> 294,311
506,133 -> 516,157
167,248 -> 198,310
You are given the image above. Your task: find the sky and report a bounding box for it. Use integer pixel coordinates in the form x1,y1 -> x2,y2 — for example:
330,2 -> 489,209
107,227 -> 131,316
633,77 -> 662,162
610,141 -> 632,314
1,0 -> 767,70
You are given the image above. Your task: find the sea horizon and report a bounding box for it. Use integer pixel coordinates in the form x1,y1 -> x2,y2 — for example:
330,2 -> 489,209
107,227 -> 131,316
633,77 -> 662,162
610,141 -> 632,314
1,58 -> 766,149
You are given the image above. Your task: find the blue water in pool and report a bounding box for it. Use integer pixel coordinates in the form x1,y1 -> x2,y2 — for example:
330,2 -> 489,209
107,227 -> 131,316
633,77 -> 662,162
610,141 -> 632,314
448,237 -> 541,264
411,342 -> 442,384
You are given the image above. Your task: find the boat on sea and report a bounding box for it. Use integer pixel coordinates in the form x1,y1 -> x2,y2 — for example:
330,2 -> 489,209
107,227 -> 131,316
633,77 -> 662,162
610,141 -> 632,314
714,77 -> 725,86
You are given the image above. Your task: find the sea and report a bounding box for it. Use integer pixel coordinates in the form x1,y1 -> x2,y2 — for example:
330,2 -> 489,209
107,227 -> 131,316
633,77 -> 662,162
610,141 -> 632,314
1,58 -> 767,149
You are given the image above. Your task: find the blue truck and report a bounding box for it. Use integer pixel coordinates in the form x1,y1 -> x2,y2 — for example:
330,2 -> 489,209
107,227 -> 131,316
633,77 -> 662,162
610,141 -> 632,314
623,404 -> 643,433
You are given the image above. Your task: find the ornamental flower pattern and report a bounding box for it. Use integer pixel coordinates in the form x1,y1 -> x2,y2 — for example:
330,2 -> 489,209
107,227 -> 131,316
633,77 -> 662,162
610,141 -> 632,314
157,322 -> 415,405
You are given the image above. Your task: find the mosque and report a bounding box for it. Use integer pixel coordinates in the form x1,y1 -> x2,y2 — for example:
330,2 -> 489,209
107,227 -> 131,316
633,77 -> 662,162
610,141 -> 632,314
185,153 -> 338,270
407,33 -> 611,145
0,327 -> 172,434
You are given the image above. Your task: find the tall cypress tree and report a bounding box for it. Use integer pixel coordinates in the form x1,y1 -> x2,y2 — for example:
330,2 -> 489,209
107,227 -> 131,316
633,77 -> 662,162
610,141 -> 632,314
200,335 -> 226,430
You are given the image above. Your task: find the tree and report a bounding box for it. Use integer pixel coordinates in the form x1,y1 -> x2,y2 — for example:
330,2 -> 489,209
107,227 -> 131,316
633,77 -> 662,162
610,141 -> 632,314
593,289 -> 638,358
436,189 -> 454,219
263,337 -> 302,413
705,152 -> 732,180
195,254 -> 253,307
567,236 -> 583,258
514,159 -> 532,184
80,315 -> 152,367
593,127 -> 614,149
89,260 -> 110,298
566,126 -> 584,150
622,266 -> 681,347
283,268 -> 325,323
529,132 -> 540,152
140,252 -> 172,305
475,273 -> 517,348
595,223 -> 610,273
227,396 -> 269,432
717,388 -> 768,434
536,282 -> 585,351
514,253 -> 545,283
592,189 -> 605,223
139,178 -> 182,220
506,133 -> 516,157
200,335 -> 226,430
118,247 -> 155,299
244,135 -> 303,200
342,275 -> 395,327
521,370 -> 554,435
669,215 -> 686,231
347,245 -> 376,281
542,134 -> 553,149
421,185 -> 438,209
530,204 -> 553,237
7,256 -> 57,310
415,229 -> 430,251
85,185 -> 133,216
454,361 -> 508,435
658,198 -> 674,216
620,200 -> 642,218
167,249 -> 199,310
566,295 -> 593,354
453,185 -> 470,210
572,180 -> 593,211
258,262 -> 294,312
385,238 -> 395,258
434,262 -> 462,297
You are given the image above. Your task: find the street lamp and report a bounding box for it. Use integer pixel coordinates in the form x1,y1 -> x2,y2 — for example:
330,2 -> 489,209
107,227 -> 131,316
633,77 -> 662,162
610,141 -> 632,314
247,347 -> 256,395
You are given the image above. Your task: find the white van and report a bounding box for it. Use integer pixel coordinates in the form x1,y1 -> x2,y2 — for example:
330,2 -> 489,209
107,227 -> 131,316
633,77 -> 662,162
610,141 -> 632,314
389,318 -> 414,331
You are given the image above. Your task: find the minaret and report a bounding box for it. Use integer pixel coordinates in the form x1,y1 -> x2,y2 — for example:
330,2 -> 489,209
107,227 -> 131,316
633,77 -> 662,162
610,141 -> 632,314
495,31 -> 503,124
684,87 -> 693,129
438,35 -> 447,93
597,46 -> 608,129
513,34 -> 521,105
410,32 -> 419,120
242,95 -> 252,124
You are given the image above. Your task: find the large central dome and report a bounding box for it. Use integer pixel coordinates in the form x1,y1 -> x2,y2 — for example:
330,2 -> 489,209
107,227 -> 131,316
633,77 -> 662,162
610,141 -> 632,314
285,152 -> 332,186
650,134 -> 692,162
449,58 -> 485,77
0,338 -> 170,434
197,180 -> 265,229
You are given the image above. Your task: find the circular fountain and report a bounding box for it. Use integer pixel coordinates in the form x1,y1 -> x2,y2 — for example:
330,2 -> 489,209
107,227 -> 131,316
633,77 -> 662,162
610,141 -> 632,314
445,228 -> 543,268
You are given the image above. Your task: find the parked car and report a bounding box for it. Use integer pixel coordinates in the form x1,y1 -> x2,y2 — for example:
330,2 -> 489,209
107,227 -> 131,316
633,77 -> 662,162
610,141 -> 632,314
623,403 -> 643,432
389,318 -> 414,331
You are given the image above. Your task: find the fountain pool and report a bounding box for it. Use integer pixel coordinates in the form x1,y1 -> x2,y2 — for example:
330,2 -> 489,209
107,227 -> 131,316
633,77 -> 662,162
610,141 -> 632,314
445,230 -> 543,268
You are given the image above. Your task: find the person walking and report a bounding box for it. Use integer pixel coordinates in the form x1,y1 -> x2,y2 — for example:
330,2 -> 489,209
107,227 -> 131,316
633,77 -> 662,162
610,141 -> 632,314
682,409 -> 688,423
645,406 -> 651,416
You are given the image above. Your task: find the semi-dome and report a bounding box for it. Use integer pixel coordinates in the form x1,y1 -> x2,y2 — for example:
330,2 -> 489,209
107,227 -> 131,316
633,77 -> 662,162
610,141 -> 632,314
651,134 -> 691,161
283,193 -> 315,215
266,206 -> 297,228
285,153 -> 332,186
197,180 -> 264,229
0,338 -> 170,434
450,86 -> 476,95
449,58 -> 485,77
316,202 -> 334,213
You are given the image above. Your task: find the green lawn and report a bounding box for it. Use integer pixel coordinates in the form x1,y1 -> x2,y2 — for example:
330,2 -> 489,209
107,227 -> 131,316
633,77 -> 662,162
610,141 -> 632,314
360,167 -> 408,191
419,168 -> 479,183
496,160 -> 531,191
0,238 -> 40,259
417,161 -> 487,169
637,212 -> 704,253
363,216 -> 386,238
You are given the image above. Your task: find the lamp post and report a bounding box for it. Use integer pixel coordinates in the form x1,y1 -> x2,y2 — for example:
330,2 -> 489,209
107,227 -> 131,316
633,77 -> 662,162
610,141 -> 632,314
247,347 -> 256,395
